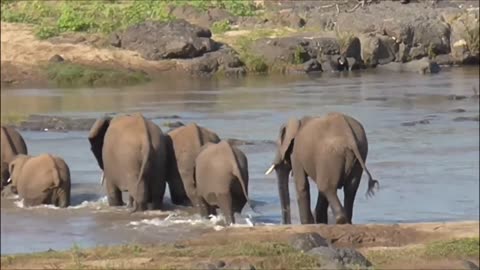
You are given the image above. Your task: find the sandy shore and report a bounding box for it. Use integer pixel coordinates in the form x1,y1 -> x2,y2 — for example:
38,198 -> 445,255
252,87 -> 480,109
1,221 -> 478,269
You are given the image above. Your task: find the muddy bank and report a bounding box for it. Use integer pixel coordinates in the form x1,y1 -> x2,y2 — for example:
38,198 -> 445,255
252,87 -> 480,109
1,221 -> 478,270
1,1 -> 478,88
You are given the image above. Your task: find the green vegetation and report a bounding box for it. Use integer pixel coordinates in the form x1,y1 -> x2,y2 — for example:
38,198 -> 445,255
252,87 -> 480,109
0,241 -> 320,270
465,23 -> 480,54
336,31 -> 356,52
0,0 -> 259,40
366,237 -> 480,266
46,62 -> 150,88
211,19 -> 232,34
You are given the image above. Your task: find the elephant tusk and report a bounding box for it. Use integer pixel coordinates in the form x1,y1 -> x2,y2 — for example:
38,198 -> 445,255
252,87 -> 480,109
6,177 -> 11,184
265,164 -> 275,175
100,172 -> 105,185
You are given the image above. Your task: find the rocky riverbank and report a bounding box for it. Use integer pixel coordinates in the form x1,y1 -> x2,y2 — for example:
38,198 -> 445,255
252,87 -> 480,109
1,0 -> 479,88
1,221 -> 478,269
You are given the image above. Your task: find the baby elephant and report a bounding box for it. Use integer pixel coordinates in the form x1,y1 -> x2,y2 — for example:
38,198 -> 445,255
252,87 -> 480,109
8,154 -> 71,208
194,141 -> 253,225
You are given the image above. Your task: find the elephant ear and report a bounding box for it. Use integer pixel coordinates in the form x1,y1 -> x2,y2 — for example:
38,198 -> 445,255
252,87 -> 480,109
278,118 -> 301,162
88,116 -> 111,170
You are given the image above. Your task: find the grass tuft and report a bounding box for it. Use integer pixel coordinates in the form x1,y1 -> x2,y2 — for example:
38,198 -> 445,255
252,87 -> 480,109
46,62 -> 150,88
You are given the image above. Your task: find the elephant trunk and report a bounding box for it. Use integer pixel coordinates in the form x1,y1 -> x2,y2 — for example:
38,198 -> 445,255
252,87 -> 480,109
275,166 -> 291,225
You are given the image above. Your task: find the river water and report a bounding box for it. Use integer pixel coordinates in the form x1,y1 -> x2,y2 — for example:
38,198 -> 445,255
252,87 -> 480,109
1,68 -> 479,255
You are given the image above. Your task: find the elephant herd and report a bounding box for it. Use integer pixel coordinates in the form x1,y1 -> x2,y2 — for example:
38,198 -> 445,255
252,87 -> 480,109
1,111 -> 379,226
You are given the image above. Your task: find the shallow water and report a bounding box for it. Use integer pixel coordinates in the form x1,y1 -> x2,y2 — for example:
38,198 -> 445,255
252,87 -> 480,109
1,68 -> 479,255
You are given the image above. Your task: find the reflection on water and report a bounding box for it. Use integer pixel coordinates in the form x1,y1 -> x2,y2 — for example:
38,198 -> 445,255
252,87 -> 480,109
1,67 -> 479,255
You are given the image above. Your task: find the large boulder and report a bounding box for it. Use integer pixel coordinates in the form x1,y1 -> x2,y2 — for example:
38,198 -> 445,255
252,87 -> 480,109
289,232 -> 330,252
359,34 -> 397,67
447,10 -> 480,64
377,57 -> 441,74
307,246 -> 372,270
111,19 -> 219,60
168,5 -> 235,29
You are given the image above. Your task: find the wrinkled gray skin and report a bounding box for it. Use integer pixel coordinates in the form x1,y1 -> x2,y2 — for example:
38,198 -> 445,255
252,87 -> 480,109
9,153 -> 71,207
194,141 -> 252,225
166,123 -> 220,207
266,112 -> 379,225
1,126 -> 28,190
88,113 -> 168,212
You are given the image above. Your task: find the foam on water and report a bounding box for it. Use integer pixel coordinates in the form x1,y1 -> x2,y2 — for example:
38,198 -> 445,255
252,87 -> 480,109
127,211 -> 275,231
13,196 -> 109,210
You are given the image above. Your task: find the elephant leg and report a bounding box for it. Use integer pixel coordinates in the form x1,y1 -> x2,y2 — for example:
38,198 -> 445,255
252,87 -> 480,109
292,158 -> 314,224
149,178 -> 166,210
130,180 -> 147,213
180,169 -> 198,208
127,196 -> 134,208
324,190 -> 347,225
314,191 -> 329,224
343,163 -> 362,224
106,179 -> 124,206
217,193 -> 234,225
198,197 -> 210,219
57,188 -> 70,208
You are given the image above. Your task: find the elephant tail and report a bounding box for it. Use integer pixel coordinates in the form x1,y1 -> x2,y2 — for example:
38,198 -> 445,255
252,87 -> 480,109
224,142 -> 259,214
340,114 -> 379,198
136,114 -> 152,208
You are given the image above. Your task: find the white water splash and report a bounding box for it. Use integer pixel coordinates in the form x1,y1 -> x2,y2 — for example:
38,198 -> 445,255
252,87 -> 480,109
128,212 -> 274,231
13,196 -> 109,210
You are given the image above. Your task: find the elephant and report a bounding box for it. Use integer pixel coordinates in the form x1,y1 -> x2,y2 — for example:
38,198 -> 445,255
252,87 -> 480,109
265,112 -> 379,225
165,123 -> 220,207
8,153 -> 71,207
194,141 -> 252,225
1,125 -> 28,189
88,113 -> 168,212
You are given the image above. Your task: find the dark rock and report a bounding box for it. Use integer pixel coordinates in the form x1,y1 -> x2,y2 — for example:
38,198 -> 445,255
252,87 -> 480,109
181,44 -> 246,77
358,34 -> 396,67
434,54 -> 456,66
215,260 -> 226,269
450,108 -> 467,113
453,115 -> 480,122
343,37 -> 362,62
462,260 -> 480,270
308,246 -> 372,269
336,248 -> 372,268
269,9 -> 306,28
321,55 -> 349,72
365,97 -> 388,101
49,54 -> 64,63
112,19 -> 218,60
449,11 -> 479,65
401,119 -> 431,126
378,57 -> 441,74
226,138 -> 255,146
447,95 -> 468,101
304,59 -> 322,73
163,121 -> 185,128
289,232 -> 330,252
14,115 -> 97,132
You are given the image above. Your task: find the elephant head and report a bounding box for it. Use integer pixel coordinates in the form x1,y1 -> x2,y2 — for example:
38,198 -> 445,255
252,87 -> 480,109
8,154 -> 30,194
265,116 -> 314,224
88,116 -> 112,172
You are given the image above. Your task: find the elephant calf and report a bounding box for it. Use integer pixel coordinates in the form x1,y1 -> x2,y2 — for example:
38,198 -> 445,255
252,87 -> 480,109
194,141 -> 252,225
1,125 -> 28,190
8,153 -> 71,208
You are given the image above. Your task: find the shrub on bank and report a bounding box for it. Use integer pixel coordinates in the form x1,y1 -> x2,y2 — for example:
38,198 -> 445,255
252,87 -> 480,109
0,0 -> 258,40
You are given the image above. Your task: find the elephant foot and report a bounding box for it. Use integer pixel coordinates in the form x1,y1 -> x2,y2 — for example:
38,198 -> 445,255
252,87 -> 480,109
335,215 -> 347,225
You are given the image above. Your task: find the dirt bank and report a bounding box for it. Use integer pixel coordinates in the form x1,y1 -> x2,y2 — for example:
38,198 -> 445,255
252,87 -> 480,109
1,221 -> 478,269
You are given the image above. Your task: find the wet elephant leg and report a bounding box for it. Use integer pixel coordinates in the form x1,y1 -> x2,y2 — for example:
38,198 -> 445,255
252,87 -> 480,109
217,193 -> 234,225
317,157 -> 347,225
149,168 -> 166,210
106,178 -> 123,206
198,197 -> 210,218
180,169 -> 198,208
292,158 -> 314,224
343,163 -> 362,224
314,191 -> 329,224
130,179 -> 147,213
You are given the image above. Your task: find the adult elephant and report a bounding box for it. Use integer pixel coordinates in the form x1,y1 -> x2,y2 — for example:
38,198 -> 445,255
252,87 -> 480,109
8,153 -> 71,207
265,112 -> 379,225
166,123 -> 220,207
1,125 -> 28,189
88,113 -> 168,212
